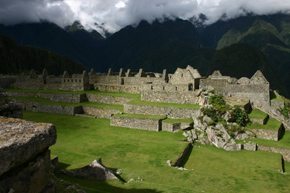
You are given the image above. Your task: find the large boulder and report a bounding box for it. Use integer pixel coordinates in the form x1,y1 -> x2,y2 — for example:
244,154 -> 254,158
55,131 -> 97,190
0,117 -> 57,193
69,158 -> 117,180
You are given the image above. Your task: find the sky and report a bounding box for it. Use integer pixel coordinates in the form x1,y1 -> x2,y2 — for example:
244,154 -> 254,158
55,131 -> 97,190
1,0 -> 290,35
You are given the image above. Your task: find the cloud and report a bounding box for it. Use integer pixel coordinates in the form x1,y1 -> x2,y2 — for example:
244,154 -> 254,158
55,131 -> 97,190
1,0 -> 290,35
0,0 -> 75,27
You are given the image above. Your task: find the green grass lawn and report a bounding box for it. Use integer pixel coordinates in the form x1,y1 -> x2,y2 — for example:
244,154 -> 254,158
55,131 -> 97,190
23,111 -> 290,193
247,118 -> 281,130
249,109 -> 268,120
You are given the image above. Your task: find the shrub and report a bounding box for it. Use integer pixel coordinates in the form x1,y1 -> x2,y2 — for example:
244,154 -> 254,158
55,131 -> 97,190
280,105 -> 289,119
201,107 -> 218,122
232,106 -> 250,126
209,95 -> 230,115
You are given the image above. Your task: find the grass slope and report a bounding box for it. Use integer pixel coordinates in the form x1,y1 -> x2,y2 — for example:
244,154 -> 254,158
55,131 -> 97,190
23,111 -> 290,193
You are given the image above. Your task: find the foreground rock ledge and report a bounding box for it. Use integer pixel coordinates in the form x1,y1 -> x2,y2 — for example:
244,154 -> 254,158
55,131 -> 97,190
0,116 -> 57,193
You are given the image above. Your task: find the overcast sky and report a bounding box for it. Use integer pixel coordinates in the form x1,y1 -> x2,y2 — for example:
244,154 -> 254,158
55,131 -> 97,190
1,0 -> 290,35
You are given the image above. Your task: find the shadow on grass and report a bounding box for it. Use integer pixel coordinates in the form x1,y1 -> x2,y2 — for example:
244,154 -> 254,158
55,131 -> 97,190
177,143 -> 193,168
58,162 -> 71,170
278,124 -> 285,141
55,172 -> 163,193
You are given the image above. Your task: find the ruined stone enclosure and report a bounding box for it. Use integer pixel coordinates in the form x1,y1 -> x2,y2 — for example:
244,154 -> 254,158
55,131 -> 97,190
1,65 -> 290,192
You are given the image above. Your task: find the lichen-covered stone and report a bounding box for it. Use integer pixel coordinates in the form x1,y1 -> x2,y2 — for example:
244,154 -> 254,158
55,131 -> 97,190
0,117 -> 56,176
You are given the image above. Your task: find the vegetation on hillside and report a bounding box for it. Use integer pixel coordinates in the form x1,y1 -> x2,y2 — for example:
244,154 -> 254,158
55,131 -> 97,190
0,35 -> 84,75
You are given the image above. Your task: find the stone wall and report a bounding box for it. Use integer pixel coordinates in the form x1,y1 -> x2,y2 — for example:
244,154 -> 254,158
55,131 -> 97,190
141,91 -> 198,104
258,145 -> 290,162
271,100 -> 285,109
0,117 -> 56,193
86,94 -> 132,105
7,91 -> 87,103
95,84 -> 141,94
124,77 -> 165,85
251,115 -> 269,125
16,99 -> 82,115
124,104 -> 198,119
110,116 -> 162,131
162,122 -> 180,132
0,76 -> 16,88
249,123 -> 283,141
200,79 -> 270,108
82,107 -> 121,118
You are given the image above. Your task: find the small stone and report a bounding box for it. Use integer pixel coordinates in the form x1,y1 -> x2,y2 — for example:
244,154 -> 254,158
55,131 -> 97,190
166,159 -> 172,166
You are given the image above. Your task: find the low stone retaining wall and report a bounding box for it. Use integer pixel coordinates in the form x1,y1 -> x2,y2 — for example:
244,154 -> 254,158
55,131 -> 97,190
124,104 -> 197,119
110,116 -> 163,131
162,122 -> 181,132
249,123 -> 284,141
249,128 -> 279,141
86,94 -> 132,105
0,76 -> 16,88
7,91 -> 87,103
251,115 -> 269,125
16,99 -> 82,115
162,121 -> 193,132
258,145 -> 290,162
95,84 -> 140,94
141,91 -> 198,104
82,106 -> 121,118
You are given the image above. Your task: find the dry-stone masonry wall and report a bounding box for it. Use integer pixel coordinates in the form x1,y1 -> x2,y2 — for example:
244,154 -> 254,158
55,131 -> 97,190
258,145 -> 290,162
95,84 -> 140,94
82,107 -> 121,118
7,91 -> 87,103
0,117 -> 57,193
110,116 -> 163,131
124,104 -> 198,119
250,124 -> 284,141
141,90 -> 198,104
16,99 -> 83,115
86,94 -> 132,105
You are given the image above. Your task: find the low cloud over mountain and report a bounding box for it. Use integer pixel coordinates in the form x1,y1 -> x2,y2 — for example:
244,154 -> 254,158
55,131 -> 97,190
1,0 -> 290,35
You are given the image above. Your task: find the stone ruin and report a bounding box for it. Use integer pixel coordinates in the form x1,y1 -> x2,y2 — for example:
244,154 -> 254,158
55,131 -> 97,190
1,66 -> 272,110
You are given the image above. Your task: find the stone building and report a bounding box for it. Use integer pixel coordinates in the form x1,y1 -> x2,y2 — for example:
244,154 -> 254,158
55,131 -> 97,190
61,70 -> 90,91
199,70 -> 270,108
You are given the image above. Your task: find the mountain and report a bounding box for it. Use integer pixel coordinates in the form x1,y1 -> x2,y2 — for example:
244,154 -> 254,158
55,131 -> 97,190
208,43 -> 287,95
0,22 -> 104,69
0,15 -> 290,96
198,14 -> 290,96
98,19 -> 215,74
0,35 -> 84,75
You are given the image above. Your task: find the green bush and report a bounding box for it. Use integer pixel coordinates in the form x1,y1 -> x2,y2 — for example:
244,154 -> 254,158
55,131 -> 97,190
209,95 -> 230,115
232,106 -> 250,126
280,105 -> 289,119
201,107 -> 218,122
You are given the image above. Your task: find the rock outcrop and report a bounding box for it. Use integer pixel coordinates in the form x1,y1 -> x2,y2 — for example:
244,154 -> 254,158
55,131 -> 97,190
62,158 -> 117,180
0,117 -> 57,193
